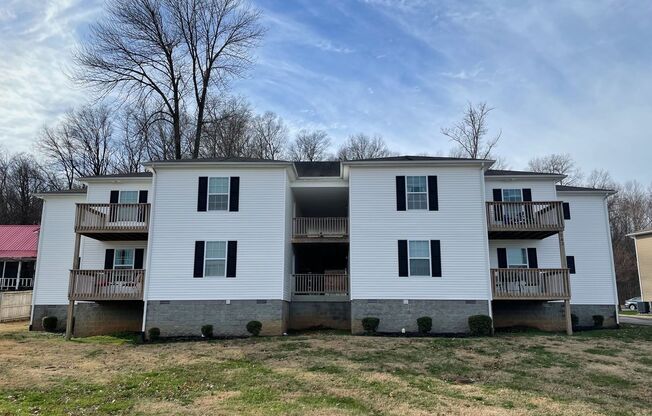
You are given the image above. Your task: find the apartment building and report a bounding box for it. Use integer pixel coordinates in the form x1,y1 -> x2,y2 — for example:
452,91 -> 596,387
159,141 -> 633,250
30,156 -> 619,337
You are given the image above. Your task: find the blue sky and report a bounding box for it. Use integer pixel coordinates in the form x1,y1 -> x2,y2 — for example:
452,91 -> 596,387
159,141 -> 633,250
1,0 -> 651,182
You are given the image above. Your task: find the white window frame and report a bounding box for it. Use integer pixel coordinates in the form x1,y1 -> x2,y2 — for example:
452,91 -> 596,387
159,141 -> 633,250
408,240 -> 431,277
502,188 -> 523,202
406,176 -> 428,210
114,248 -> 135,270
506,248 -> 528,269
118,190 -> 139,204
207,177 -> 230,211
204,241 -> 228,278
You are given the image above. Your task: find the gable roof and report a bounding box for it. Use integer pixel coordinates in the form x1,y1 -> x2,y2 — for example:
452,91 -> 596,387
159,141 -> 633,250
0,225 -> 40,259
485,169 -> 566,178
348,155 -> 492,162
80,172 -> 153,180
294,161 -> 340,177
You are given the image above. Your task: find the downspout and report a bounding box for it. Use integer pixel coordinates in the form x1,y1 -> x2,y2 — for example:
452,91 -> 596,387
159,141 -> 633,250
141,167 -> 158,334
603,194 -> 620,324
479,162 -> 494,319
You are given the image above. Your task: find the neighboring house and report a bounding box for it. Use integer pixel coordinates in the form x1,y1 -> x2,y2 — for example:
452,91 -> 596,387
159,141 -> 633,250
29,157 -> 619,337
628,229 -> 652,306
0,225 -> 39,291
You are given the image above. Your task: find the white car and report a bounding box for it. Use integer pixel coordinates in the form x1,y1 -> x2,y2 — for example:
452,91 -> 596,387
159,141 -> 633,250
625,297 -> 641,310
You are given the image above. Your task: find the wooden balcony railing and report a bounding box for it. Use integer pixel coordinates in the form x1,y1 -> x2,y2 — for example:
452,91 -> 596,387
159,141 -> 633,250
491,268 -> 570,300
69,269 -> 145,301
293,273 -> 348,296
0,278 -> 33,291
486,201 -> 564,232
75,203 -> 150,234
293,217 -> 348,240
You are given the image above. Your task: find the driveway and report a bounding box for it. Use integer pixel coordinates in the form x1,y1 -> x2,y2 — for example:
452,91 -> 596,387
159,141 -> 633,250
620,315 -> 652,326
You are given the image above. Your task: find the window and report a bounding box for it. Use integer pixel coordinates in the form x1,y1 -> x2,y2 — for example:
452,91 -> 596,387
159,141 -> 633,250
208,177 -> 229,211
408,240 -> 430,276
406,176 -> 427,210
205,241 -> 227,277
507,248 -> 528,269
502,189 -> 522,202
114,249 -> 135,269
119,191 -> 138,204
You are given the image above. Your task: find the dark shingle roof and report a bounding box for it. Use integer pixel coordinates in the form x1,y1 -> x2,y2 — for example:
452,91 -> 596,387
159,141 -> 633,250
146,157 -> 289,164
485,169 -> 565,177
556,185 -> 615,193
294,161 -> 340,177
37,189 -> 87,195
80,172 -> 152,180
349,155 -> 489,162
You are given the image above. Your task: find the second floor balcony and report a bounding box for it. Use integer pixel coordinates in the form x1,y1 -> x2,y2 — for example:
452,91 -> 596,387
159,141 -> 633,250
69,269 -> 145,301
491,268 -> 570,300
75,203 -> 150,241
292,217 -> 348,242
486,201 -> 565,239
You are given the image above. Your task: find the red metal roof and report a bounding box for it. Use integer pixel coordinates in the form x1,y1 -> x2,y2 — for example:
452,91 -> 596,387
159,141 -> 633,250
0,225 -> 40,259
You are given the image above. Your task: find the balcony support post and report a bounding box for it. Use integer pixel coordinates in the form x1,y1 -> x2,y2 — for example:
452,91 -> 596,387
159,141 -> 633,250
564,299 -> 573,335
65,233 -> 81,340
558,231 -> 573,335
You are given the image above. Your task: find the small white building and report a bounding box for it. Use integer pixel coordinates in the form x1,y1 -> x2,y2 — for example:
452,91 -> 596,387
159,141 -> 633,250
30,157 -> 619,337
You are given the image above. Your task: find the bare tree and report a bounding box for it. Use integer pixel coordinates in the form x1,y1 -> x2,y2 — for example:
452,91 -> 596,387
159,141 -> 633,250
200,95 -> 253,158
250,111 -> 288,160
527,153 -> 583,185
442,102 -> 501,159
74,0 -> 264,160
114,109 -> 147,173
585,169 -> 616,190
336,133 -> 392,160
4,154 -> 47,224
288,130 -> 331,161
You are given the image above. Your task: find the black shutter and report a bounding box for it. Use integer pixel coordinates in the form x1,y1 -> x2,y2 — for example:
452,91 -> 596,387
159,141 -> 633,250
430,240 -> 441,277
492,189 -> 502,201
197,177 -> 208,212
497,248 -> 507,268
104,249 -> 115,270
398,240 -> 408,276
134,249 -> 144,269
563,202 -> 571,220
229,177 -> 240,212
527,248 -> 538,268
567,256 -> 576,274
522,189 -> 532,201
138,190 -> 148,203
396,176 -> 406,211
522,189 -> 533,221
226,241 -> 237,278
193,241 -> 205,278
427,176 -> 438,211
110,190 -> 119,203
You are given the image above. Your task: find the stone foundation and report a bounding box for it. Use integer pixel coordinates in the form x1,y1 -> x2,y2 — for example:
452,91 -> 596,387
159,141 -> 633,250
145,300 -> 289,337
493,301 -> 618,331
350,299 -> 490,334
31,302 -> 143,336
288,301 -> 350,330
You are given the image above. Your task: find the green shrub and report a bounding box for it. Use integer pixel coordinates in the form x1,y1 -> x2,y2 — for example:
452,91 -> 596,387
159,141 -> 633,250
571,314 -> 579,328
246,320 -> 262,336
201,324 -> 213,338
361,317 -> 380,334
592,315 -> 604,328
148,327 -> 161,341
468,315 -> 493,336
416,316 -> 432,334
41,316 -> 58,332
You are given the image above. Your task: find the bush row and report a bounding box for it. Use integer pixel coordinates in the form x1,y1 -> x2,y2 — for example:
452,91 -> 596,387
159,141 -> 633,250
360,314 -> 494,336
147,320 -> 262,341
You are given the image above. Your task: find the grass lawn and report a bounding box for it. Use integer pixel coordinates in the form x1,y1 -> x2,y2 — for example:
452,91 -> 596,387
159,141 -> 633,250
0,322 -> 651,415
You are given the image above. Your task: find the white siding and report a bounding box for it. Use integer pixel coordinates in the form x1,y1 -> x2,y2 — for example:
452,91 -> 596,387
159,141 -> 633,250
32,195 -> 86,305
560,193 -> 617,305
84,180 -> 151,203
80,239 -> 147,269
349,166 -> 490,300
283,173 -> 293,301
146,167 -> 288,300
488,238 -> 561,268
484,178 -> 558,201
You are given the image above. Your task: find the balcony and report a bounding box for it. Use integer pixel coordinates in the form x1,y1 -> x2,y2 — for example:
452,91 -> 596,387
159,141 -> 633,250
491,268 -> 570,300
486,201 -> 564,239
292,217 -> 348,243
0,277 -> 33,291
68,269 -> 145,301
293,273 -> 348,298
75,203 -> 150,240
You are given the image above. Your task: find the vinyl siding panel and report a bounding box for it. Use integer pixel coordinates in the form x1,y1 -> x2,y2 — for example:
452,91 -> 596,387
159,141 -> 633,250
85,180 -> 152,203
484,179 -> 558,201
283,173 -> 293,301
349,166 -> 490,300
32,195 -> 86,305
489,238 -> 561,268
146,167 -> 287,300
80,239 -> 147,269
561,193 -> 617,305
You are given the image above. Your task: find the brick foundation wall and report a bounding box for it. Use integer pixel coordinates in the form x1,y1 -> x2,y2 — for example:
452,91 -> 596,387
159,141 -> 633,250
31,304 -> 68,331
145,300 -> 289,337
288,301 -> 350,330
350,299 -> 490,334
493,301 -> 618,331
31,302 -> 143,336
